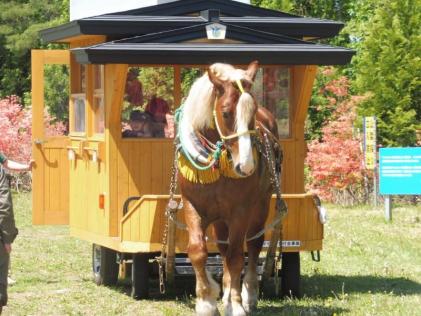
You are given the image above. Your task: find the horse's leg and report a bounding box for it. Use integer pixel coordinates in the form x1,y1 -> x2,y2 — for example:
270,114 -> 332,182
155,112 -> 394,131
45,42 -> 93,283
242,234 -> 264,313
184,200 -> 220,316
224,222 -> 248,316
242,200 -> 269,313
213,221 -> 230,308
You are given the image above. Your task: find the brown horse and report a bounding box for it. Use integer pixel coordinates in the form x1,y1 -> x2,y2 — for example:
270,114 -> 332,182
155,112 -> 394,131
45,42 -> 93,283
178,61 -> 279,316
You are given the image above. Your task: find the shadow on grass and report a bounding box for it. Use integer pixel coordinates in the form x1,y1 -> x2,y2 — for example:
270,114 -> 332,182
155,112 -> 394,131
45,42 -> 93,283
302,274 -> 421,297
255,303 -> 347,316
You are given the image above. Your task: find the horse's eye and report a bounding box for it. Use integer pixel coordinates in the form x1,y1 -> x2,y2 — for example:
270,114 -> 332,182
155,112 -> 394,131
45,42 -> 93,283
222,112 -> 230,119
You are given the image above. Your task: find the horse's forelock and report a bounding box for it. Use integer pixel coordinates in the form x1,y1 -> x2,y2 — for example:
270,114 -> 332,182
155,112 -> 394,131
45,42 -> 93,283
210,63 -> 247,82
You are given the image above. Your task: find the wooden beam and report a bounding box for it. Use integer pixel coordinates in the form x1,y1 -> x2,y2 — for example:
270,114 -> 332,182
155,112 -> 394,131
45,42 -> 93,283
293,65 -> 317,124
105,64 -> 128,236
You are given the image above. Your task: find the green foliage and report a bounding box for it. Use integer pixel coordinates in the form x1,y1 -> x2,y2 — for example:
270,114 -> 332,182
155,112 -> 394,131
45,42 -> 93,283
251,0 -> 294,12
353,0 -> 421,147
138,67 -> 174,109
0,0 -> 69,104
306,67 -> 349,140
181,68 -> 203,101
44,64 -> 70,123
252,0 -> 353,21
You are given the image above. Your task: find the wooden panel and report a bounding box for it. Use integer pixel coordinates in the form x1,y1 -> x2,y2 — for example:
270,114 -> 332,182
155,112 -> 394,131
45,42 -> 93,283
280,141 -> 296,193
105,64 -> 129,236
31,49 -> 70,225
68,139 -> 107,235
69,36 -> 107,49
120,194 -> 323,253
292,65 -> 318,124
112,139 -> 174,237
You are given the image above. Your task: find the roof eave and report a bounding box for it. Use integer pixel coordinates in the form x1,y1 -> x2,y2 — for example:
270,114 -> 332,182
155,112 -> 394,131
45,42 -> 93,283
72,45 -> 355,66
40,18 -> 344,43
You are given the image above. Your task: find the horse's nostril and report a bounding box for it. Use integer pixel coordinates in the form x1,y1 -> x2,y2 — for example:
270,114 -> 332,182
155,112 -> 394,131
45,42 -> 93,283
235,164 -> 242,174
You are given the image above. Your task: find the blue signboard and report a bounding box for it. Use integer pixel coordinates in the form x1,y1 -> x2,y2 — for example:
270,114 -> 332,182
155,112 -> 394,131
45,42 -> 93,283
379,147 -> 421,195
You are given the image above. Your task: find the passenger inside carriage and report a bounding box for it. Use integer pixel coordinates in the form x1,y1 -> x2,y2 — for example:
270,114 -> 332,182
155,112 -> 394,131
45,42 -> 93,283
122,110 -> 153,138
145,95 -> 174,138
122,66 -> 176,139
145,95 -> 168,137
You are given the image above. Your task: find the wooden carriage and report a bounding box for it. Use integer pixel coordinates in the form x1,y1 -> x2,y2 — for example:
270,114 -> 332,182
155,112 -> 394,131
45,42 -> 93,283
32,0 -> 353,298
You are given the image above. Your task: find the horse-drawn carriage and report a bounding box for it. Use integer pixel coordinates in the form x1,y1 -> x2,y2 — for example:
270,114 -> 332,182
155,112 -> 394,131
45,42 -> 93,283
32,0 -> 353,313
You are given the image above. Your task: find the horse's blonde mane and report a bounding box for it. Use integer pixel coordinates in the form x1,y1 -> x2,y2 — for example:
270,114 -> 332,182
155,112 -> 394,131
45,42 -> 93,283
182,63 -> 249,131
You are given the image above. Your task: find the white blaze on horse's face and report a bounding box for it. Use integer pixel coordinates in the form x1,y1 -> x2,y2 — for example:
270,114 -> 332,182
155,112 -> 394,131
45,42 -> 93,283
235,91 -> 256,176
207,61 -> 259,177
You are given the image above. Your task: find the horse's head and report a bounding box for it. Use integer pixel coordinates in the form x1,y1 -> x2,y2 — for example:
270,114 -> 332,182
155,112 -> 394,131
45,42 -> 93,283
208,61 -> 259,177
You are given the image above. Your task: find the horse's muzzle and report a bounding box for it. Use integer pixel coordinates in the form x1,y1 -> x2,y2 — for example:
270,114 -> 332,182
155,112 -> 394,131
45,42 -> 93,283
235,163 -> 255,178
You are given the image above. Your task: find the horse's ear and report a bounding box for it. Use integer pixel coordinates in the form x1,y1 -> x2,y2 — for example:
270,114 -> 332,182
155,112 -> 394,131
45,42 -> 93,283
245,60 -> 259,82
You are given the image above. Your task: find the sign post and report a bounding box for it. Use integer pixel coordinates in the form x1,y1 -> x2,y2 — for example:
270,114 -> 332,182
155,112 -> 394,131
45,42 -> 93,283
379,147 -> 421,221
364,116 -> 377,206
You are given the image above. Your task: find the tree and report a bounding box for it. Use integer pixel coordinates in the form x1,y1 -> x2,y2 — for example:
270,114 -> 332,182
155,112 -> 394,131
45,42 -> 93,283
306,82 -> 371,205
353,0 -> 421,147
0,0 -> 69,103
306,67 -> 349,140
251,0 -> 294,12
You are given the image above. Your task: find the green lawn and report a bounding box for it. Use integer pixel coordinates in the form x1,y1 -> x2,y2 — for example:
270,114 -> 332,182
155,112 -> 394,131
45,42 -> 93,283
3,193 -> 421,315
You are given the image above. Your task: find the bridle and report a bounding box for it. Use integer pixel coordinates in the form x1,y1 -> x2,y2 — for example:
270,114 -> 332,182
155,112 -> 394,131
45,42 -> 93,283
212,79 -> 257,141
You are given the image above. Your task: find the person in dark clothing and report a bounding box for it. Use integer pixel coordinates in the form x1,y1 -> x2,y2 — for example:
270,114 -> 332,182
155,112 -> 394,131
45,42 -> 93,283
122,110 -> 153,138
0,153 -> 33,313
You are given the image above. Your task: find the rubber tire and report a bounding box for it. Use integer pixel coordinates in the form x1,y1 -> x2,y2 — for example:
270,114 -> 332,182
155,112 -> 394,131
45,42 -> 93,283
92,244 -> 119,286
280,252 -> 301,298
131,253 -> 149,299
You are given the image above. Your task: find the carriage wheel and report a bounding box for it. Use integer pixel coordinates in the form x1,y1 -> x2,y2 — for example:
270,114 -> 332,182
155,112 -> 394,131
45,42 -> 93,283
92,244 -> 119,286
280,252 -> 301,298
131,253 -> 149,299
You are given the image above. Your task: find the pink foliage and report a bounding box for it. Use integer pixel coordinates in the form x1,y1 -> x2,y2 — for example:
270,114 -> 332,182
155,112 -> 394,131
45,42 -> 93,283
306,77 -> 372,205
0,96 -> 66,163
0,96 -> 32,163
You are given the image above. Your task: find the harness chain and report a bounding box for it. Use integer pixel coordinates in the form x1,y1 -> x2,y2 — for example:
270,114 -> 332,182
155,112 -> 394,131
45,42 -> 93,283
157,143 -> 180,294
257,131 -> 288,290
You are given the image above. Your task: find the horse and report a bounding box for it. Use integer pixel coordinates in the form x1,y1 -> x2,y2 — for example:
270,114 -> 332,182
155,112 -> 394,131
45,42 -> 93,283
177,61 -> 280,316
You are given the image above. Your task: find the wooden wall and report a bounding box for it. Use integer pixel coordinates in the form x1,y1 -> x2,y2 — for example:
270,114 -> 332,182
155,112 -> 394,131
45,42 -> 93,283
120,194 -> 322,253
68,140 -> 108,235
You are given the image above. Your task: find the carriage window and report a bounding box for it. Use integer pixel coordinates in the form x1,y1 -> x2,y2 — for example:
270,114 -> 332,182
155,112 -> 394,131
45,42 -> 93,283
71,94 -> 86,133
70,63 -> 87,134
122,66 -> 175,138
93,65 -> 104,134
252,67 -> 290,138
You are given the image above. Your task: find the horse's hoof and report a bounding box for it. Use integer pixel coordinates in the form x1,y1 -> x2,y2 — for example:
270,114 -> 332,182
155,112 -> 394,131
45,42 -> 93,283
225,302 -> 247,316
242,302 -> 257,314
196,298 -> 219,316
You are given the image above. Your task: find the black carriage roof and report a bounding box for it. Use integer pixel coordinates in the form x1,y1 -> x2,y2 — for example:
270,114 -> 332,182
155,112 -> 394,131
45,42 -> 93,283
40,0 -> 354,65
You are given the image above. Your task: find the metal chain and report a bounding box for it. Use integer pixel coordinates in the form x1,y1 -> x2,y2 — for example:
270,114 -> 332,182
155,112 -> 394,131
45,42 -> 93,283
158,143 -> 180,294
260,132 -> 286,288
256,131 -> 288,283
263,132 -> 286,216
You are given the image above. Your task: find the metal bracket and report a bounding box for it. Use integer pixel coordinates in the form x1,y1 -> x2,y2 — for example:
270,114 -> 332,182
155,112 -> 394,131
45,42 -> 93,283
311,250 -> 321,262
34,138 -> 47,145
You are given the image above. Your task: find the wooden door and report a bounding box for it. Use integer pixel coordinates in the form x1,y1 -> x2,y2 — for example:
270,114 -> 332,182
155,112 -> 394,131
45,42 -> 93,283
31,50 -> 70,225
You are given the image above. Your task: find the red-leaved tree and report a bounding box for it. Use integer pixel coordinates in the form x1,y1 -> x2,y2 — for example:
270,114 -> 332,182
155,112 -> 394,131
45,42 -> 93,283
306,77 -> 372,205
0,96 -> 32,163
0,96 -> 66,191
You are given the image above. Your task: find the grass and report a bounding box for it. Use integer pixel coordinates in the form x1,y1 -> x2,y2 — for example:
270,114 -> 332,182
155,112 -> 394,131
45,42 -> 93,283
3,193 -> 421,315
